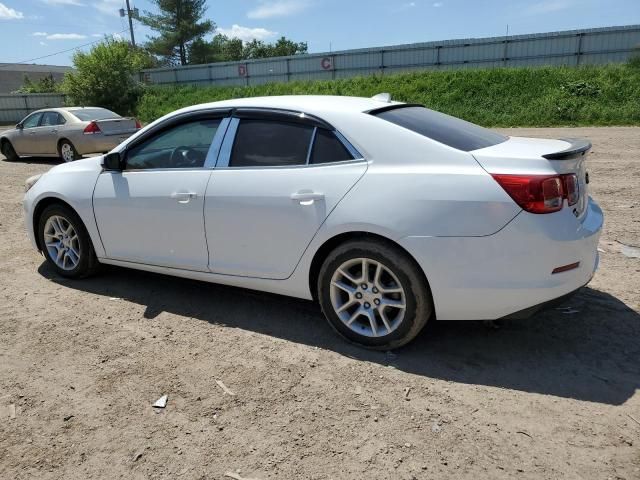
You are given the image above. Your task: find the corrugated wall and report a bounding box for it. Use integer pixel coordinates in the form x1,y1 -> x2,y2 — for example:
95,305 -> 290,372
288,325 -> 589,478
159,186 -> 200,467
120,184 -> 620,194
0,93 -> 66,123
140,25 -> 640,87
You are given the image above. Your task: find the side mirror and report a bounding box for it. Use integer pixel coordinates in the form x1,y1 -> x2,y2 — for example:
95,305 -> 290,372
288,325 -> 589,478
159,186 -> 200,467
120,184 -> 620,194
16,123 -> 23,130
102,152 -> 124,171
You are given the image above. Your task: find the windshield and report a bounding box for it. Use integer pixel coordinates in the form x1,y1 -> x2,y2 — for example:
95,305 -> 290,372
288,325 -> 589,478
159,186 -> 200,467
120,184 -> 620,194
372,106 -> 507,152
70,108 -> 121,121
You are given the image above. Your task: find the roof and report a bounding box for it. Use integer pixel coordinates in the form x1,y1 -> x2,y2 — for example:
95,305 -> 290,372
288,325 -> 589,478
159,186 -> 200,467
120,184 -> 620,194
182,95 -> 404,117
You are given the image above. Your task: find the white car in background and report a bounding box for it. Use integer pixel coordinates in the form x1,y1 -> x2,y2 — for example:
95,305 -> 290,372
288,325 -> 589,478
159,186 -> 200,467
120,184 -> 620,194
22,95 -> 603,349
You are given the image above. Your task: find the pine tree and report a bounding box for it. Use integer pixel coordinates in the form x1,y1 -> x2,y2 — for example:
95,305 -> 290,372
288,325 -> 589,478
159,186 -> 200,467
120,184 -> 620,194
141,0 -> 214,65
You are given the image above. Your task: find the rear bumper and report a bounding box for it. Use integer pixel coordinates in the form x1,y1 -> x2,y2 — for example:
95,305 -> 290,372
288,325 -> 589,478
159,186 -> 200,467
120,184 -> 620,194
499,284 -> 585,319
399,196 -> 603,320
73,133 -> 134,154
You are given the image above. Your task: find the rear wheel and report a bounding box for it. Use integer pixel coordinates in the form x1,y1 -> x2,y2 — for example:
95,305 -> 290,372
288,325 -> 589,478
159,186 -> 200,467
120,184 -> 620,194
58,140 -> 80,162
38,204 -> 98,278
318,239 -> 432,350
1,140 -> 19,161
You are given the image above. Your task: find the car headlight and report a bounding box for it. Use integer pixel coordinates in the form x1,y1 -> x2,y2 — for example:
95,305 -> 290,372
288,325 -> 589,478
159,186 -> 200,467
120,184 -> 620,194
25,174 -> 43,192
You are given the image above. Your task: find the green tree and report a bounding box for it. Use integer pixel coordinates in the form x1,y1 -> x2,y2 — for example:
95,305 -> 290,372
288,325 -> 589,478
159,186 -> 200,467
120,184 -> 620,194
141,0 -> 214,66
188,35 -> 307,65
61,39 -> 153,115
15,74 -> 59,93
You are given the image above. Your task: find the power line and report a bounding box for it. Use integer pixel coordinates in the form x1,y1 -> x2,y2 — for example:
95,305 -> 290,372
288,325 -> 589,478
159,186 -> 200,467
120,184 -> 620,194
0,28 -> 131,68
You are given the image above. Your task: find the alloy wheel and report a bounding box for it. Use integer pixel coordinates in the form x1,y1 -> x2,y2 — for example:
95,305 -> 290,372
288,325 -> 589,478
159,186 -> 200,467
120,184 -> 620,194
43,215 -> 81,270
61,143 -> 75,162
329,257 -> 407,337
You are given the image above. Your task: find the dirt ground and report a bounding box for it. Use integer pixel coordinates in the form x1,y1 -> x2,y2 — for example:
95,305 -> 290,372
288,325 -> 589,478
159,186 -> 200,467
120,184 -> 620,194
0,127 -> 638,480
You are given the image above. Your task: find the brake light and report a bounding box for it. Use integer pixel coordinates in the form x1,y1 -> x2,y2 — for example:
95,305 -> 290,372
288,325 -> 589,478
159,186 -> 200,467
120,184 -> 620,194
83,121 -> 101,134
491,174 -> 565,214
563,174 -> 579,206
135,119 -> 142,129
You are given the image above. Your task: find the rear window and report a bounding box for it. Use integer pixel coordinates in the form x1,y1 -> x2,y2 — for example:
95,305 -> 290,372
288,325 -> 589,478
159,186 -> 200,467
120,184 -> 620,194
372,106 -> 507,152
70,108 -> 120,121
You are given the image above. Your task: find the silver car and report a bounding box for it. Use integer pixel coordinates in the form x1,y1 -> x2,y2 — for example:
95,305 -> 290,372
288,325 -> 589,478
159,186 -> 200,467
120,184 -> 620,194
0,107 -> 140,162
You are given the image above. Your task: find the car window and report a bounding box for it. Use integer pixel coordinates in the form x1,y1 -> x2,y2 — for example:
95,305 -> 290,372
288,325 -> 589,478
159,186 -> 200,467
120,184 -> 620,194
372,106 -> 507,152
41,112 -> 62,127
70,108 -> 120,121
310,129 -> 354,164
22,113 -> 43,129
230,119 -> 314,167
125,119 -> 221,170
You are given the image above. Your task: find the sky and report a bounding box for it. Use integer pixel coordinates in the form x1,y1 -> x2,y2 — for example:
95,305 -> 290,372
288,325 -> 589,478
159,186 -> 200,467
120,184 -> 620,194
0,0 -> 638,66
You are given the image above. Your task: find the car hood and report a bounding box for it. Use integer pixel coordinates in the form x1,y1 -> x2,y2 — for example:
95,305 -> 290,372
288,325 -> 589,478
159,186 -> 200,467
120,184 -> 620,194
47,155 -> 104,175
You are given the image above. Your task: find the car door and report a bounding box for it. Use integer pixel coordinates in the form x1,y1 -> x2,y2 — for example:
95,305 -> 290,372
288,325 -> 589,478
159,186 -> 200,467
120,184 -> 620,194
12,112 -> 43,155
205,111 -> 367,279
39,111 -> 66,154
93,114 -> 229,271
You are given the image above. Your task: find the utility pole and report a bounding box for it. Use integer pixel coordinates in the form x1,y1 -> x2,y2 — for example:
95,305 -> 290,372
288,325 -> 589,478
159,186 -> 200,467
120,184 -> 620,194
121,0 -> 136,47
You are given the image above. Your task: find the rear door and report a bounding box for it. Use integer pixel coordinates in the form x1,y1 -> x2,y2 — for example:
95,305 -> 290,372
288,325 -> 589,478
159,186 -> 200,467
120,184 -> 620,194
93,113 -> 228,271
205,111 -> 367,279
39,111 -> 66,154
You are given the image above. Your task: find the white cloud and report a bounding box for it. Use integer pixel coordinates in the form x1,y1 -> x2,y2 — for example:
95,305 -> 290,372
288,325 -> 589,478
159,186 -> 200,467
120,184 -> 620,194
40,0 -> 84,5
32,31 -> 48,36
91,33 -> 102,37
433,2 -> 443,6
94,0 -> 121,16
0,2 -> 24,19
525,0 -> 573,15
247,0 -> 311,19
217,24 -> 278,42
39,41 -> 47,46
46,33 -> 87,40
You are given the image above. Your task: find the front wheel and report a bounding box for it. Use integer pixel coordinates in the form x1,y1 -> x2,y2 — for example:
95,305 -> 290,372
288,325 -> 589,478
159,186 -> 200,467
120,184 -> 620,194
38,204 -> 98,278
58,140 -> 80,162
317,239 -> 433,350
1,140 -> 19,161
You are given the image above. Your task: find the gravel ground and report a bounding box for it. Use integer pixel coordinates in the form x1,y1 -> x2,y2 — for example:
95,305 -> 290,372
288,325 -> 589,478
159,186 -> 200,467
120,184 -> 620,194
0,127 -> 638,480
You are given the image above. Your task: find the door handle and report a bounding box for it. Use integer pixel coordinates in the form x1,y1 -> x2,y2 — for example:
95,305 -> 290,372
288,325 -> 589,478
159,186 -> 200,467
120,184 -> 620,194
29,131 -> 36,135
291,191 -> 325,205
171,192 -> 197,203
50,129 -> 58,133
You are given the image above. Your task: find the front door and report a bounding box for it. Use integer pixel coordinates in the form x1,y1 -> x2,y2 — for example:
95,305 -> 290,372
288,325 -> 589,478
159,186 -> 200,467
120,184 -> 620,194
205,116 -> 367,279
12,112 -> 43,155
93,116 -> 226,271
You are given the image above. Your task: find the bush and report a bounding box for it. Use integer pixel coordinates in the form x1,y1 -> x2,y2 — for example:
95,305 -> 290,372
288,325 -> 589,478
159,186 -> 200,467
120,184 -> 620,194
136,64 -> 640,127
61,39 -> 154,115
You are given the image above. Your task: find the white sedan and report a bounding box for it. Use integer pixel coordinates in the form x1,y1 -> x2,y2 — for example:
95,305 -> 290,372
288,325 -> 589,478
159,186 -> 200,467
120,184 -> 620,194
23,95 -> 603,349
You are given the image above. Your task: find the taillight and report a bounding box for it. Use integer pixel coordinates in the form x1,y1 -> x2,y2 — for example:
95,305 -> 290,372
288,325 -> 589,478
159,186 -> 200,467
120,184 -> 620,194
491,174 -> 566,214
83,121 -> 101,134
135,119 -> 142,129
562,174 -> 579,206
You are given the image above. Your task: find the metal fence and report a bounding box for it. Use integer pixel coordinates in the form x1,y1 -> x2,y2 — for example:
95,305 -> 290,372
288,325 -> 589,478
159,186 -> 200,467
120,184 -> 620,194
140,24 -> 640,88
0,93 -> 66,124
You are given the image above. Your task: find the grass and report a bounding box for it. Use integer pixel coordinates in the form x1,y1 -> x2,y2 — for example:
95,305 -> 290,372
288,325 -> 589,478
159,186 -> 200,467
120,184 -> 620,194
136,64 -> 640,127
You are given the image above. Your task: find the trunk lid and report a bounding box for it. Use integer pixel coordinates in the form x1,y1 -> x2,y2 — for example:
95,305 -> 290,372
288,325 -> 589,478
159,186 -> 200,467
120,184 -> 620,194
94,118 -> 138,136
472,136 -> 591,218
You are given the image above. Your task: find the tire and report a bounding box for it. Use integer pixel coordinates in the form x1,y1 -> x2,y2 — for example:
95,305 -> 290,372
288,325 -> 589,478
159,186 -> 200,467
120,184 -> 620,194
1,139 -> 19,161
37,204 -> 98,278
58,140 -> 80,162
317,239 -> 433,350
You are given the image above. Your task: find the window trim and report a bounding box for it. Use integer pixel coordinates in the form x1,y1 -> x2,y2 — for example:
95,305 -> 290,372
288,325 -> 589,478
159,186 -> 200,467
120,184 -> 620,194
119,112 -> 231,172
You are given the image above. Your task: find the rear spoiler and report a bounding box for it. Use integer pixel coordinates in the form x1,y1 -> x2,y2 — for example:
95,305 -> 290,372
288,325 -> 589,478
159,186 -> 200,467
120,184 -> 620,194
542,138 -> 591,160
